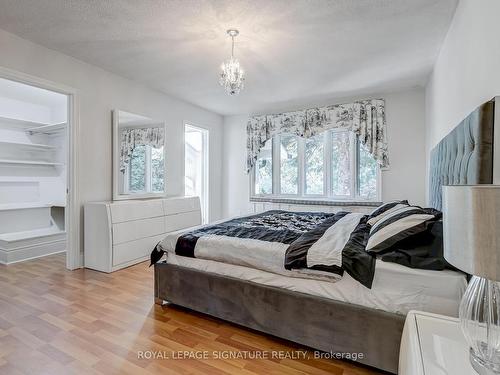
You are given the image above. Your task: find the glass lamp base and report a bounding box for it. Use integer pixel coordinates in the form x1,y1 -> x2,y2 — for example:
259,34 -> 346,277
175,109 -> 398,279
461,276 -> 500,374
470,347 -> 500,375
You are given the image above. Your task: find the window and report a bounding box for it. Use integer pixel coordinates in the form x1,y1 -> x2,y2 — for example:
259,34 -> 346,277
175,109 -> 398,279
358,141 -> 378,200
331,131 -> 352,197
185,124 -> 209,223
252,129 -> 380,201
255,139 -> 272,195
127,144 -> 164,193
305,134 -> 325,195
280,135 -> 298,194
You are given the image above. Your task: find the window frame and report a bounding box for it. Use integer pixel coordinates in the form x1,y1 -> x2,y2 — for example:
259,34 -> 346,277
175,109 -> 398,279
250,129 -> 381,202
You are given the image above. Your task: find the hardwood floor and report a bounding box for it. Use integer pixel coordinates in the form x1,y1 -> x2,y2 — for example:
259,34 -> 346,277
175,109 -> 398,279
0,254 -> 384,375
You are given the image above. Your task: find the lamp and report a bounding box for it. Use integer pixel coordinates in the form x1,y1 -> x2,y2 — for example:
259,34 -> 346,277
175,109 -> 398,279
443,185 -> 500,374
219,29 -> 245,96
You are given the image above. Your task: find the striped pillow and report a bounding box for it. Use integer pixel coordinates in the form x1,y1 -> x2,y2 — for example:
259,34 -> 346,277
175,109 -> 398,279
366,205 -> 440,253
367,200 -> 409,226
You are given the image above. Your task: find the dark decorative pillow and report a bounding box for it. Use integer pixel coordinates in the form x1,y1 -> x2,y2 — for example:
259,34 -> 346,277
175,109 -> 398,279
379,221 -> 458,271
367,200 -> 409,226
366,205 -> 441,253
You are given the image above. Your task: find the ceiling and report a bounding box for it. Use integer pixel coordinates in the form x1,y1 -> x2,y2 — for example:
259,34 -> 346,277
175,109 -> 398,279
0,0 -> 457,115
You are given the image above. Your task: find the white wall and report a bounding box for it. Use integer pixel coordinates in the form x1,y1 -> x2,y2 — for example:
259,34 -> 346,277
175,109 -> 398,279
0,28 -> 224,256
222,114 -> 249,217
426,0 -> 500,165
222,88 -> 427,218
0,96 -> 51,123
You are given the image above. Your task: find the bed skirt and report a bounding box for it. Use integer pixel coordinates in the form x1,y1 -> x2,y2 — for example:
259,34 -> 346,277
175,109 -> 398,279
154,261 -> 404,373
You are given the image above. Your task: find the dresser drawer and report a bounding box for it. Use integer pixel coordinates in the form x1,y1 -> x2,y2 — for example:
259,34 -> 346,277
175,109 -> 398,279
110,200 -> 164,223
165,210 -> 202,232
163,197 -> 200,215
112,216 -> 165,245
85,197 -> 201,272
113,234 -> 165,266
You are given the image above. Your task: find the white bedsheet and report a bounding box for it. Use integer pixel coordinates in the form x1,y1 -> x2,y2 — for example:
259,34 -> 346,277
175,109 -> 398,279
165,253 -> 466,317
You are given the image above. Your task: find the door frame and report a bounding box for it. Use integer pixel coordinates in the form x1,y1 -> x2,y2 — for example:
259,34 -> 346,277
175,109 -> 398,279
0,66 -> 81,270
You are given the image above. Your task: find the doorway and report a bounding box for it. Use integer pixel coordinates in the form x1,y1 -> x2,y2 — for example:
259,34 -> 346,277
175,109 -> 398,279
0,67 -> 79,270
185,124 -> 209,223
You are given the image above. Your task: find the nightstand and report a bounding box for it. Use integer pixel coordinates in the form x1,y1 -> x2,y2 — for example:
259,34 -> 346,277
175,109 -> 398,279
399,311 -> 476,375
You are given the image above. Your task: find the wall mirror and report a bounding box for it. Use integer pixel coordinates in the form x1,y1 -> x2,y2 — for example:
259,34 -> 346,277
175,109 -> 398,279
112,110 -> 166,200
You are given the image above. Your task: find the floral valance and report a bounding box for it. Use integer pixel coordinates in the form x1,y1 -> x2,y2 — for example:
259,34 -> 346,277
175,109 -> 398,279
246,98 -> 389,173
120,127 -> 164,172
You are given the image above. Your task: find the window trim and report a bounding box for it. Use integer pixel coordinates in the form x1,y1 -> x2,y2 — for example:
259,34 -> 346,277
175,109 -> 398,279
250,129 -> 382,203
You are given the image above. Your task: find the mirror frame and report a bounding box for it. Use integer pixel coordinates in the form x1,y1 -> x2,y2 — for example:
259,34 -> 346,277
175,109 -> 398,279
112,109 -> 167,201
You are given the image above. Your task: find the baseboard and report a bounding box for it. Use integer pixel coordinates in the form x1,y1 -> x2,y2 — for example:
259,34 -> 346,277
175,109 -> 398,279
0,241 -> 66,264
0,235 -> 66,251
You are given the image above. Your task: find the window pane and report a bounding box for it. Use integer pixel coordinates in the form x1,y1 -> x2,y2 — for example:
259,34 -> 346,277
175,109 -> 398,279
185,130 -> 203,197
129,144 -> 146,192
185,126 -> 209,223
255,139 -> 273,194
358,142 -> 378,199
280,135 -> 298,194
151,146 -> 164,192
331,131 -> 351,196
305,135 -> 324,195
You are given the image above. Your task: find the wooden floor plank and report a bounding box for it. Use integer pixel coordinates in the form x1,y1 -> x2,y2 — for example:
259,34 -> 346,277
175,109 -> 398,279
0,254 -> 383,375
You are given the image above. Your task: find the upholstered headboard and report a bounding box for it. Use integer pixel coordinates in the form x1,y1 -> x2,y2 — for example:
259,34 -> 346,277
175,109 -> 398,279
429,98 -> 498,210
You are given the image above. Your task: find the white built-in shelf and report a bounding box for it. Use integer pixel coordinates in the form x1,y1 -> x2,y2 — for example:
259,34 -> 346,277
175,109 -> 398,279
0,140 -> 56,150
51,203 -> 67,208
25,122 -> 67,135
0,116 -> 66,134
0,226 -> 66,242
0,116 -> 50,129
0,203 -> 66,211
0,202 -> 65,211
0,203 -> 52,211
0,159 -> 63,166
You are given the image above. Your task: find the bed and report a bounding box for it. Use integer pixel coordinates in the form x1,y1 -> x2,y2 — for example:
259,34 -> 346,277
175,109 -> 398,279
153,97 -> 499,374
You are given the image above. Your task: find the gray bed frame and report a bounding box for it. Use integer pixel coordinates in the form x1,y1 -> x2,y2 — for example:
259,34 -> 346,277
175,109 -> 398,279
154,97 -> 499,374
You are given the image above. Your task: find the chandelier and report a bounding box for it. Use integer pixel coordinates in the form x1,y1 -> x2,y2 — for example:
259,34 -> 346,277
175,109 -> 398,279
219,29 -> 245,96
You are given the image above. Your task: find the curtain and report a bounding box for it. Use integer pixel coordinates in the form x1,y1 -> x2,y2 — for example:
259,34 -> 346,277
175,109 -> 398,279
246,99 -> 388,172
120,127 -> 164,172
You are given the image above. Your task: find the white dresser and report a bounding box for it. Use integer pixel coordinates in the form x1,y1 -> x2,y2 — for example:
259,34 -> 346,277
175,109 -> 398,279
84,197 -> 201,272
399,310 -> 476,375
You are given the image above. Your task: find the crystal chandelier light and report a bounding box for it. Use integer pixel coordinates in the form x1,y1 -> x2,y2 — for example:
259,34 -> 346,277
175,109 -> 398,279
219,29 -> 245,96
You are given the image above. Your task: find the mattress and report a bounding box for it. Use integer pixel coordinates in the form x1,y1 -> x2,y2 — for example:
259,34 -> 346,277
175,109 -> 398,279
165,253 -> 466,317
